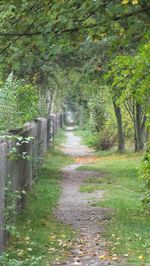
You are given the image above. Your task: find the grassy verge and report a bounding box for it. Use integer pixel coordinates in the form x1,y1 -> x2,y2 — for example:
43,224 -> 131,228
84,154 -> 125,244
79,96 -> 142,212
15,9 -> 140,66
78,152 -> 150,265
80,177 -> 103,193
54,128 -> 67,147
74,129 -> 98,148
0,131 -> 75,266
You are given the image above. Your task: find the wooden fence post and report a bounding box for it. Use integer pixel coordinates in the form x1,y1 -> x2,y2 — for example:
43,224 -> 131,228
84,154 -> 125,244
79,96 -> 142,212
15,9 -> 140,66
0,143 -> 7,253
37,118 -> 48,155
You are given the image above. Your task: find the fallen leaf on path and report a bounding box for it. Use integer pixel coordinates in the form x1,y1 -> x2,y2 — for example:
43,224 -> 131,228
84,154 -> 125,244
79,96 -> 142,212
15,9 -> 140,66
112,256 -> 118,261
48,247 -> 56,253
73,257 -> 81,262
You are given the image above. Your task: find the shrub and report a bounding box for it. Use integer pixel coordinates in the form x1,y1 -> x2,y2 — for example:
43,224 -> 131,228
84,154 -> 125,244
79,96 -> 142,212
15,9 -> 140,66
95,129 -> 117,150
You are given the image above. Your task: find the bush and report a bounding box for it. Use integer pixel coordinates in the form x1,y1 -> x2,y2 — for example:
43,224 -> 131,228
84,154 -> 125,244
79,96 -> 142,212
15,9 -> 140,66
95,129 -> 117,150
78,127 -> 117,151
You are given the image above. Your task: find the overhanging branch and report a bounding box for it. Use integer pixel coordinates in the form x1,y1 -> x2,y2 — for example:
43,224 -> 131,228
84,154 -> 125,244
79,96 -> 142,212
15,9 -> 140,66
0,6 -> 149,38
0,31 -> 42,37
114,5 -> 150,20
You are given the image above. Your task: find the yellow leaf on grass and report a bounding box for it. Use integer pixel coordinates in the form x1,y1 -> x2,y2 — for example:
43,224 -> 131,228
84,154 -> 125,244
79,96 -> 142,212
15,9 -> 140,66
48,235 -> 56,240
24,236 -> 30,241
17,250 -> 24,257
122,0 -> 129,4
138,255 -> 144,260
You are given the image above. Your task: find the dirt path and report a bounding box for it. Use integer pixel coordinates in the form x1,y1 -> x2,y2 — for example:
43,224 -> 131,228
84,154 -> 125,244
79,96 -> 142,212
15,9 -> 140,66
52,128 -> 125,266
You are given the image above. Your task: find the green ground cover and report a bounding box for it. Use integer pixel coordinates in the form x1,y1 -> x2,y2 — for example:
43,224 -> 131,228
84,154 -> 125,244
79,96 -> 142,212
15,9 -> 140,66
78,153 -> 150,265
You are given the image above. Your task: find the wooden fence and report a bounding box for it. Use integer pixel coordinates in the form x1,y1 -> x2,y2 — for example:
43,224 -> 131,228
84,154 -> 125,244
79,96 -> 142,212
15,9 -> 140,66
0,114 -> 64,252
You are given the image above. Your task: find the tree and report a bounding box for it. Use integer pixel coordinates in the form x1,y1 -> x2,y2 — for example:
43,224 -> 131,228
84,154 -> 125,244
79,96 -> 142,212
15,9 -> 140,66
107,44 -> 149,151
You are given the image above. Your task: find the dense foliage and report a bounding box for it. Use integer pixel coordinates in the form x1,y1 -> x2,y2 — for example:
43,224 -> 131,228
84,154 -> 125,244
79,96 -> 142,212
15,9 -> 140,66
0,72 -> 38,131
0,1 -> 149,207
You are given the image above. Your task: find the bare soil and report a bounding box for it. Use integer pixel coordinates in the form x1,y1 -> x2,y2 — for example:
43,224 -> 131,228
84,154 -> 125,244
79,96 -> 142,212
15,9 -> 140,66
51,128 -> 127,266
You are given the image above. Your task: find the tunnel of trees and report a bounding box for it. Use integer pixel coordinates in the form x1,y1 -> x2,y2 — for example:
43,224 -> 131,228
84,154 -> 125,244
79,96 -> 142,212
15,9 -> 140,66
0,0 -> 149,152
0,1 -> 150,264
0,1 -> 150,208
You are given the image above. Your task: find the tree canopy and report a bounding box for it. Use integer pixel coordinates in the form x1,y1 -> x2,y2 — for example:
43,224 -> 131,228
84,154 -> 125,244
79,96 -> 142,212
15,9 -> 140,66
0,0 -> 149,146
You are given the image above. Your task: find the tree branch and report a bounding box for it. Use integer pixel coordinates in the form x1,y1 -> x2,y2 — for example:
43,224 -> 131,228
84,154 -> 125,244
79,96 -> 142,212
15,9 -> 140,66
0,24 -> 34,54
0,5 -> 149,38
113,5 -> 150,21
124,102 -> 134,123
0,31 -> 42,37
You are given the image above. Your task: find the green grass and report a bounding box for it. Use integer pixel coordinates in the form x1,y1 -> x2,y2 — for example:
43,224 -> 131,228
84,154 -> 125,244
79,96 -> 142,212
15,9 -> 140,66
80,177 -> 104,193
0,132 -> 75,266
74,129 -> 98,148
78,153 -> 150,265
54,128 -> 67,147
80,183 -> 102,193
79,175 -> 113,193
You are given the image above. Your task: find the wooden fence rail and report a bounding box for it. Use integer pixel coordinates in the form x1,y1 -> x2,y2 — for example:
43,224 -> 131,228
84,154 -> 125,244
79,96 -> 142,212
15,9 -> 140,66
0,114 -> 64,252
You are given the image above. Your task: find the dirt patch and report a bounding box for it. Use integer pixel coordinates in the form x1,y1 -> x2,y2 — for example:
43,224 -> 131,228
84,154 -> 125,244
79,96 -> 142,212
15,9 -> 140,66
56,166 -> 107,228
51,129 -> 127,266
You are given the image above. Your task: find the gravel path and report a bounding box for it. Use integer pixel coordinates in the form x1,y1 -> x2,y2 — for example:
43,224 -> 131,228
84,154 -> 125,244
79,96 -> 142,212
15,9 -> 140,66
52,128 -> 127,266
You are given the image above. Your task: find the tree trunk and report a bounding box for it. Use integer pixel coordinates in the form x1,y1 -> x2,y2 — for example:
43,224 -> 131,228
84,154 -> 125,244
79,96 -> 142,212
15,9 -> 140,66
146,127 -> 150,143
113,100 -> 125,152
135,103 -> 145,151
